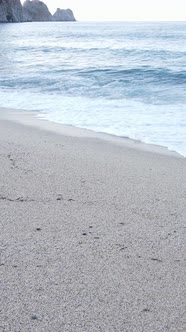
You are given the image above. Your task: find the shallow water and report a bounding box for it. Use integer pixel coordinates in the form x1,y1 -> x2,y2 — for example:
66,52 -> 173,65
0,21 -> 186,155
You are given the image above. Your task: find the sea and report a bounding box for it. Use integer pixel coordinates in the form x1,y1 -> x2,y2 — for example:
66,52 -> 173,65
0,21 -> 186,156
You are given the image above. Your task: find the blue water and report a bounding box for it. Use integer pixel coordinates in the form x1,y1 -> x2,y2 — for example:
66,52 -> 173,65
0,21 -> 186,155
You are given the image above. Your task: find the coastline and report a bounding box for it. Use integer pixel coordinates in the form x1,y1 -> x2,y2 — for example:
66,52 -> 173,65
0,107 -> 186,331
0,107 -> 183,158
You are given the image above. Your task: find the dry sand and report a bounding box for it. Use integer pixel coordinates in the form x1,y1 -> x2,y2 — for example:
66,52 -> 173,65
0,108 -> 186,332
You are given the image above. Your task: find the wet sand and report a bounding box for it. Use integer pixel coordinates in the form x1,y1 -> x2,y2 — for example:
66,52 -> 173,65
0,108 -> 186,332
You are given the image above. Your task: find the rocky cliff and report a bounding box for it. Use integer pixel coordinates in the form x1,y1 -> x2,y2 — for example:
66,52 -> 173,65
53,8 -> 76,22
0,0 -> 76,23
23,0 -> 53,22
0,0 -> 23,22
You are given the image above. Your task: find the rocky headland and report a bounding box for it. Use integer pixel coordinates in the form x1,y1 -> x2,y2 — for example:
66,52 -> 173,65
0,0 -> 76,22
23,0 -> 53,21
0,0 -> 23,22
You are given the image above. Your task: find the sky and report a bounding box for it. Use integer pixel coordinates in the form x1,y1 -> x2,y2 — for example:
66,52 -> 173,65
22,0 -> 186,21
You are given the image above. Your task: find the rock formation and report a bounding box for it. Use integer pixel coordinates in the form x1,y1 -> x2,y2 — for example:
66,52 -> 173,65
22,0 -> 53,22
0,0 -> 76,23
0,0 -> 23,22
53,8 -> 76,22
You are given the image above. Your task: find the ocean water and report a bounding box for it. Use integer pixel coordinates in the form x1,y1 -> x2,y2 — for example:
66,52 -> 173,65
0,21 -> 186,156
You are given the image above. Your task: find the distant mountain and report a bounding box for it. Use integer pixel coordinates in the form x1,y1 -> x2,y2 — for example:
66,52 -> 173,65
0,0 -> 76,23
53,8 -> 76,22
23,0 -> 53,22
0,0 -> 23,22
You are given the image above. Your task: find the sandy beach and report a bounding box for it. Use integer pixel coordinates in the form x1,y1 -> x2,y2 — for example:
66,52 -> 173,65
0,108 -> 186,332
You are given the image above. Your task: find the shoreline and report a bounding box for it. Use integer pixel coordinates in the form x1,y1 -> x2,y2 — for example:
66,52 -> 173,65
0,106 -> 186,331
0,107 -> 183,159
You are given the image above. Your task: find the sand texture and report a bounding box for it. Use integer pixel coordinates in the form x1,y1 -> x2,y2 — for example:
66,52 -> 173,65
0,109 -> 186,332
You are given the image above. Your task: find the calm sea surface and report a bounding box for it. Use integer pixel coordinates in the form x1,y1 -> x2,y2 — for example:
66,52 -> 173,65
0,22 -> 186,155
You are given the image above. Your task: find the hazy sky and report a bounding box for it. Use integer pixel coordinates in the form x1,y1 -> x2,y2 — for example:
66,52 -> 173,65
22,0 -> 186,21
